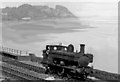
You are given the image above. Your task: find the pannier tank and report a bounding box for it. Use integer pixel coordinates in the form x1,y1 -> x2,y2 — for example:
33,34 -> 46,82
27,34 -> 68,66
41,43 -> 93,80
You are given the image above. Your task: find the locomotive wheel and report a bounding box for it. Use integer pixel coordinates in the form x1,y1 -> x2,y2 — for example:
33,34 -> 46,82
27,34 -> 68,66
45,66 -> 50,74
45,66 -> 54,74
53,60 -> 57,64
82,72 -> 87,80
57,68 -> 65,76
66,73 -> 72,79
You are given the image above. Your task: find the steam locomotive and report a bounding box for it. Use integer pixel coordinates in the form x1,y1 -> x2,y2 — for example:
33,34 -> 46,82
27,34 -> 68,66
41,44 -> 93,80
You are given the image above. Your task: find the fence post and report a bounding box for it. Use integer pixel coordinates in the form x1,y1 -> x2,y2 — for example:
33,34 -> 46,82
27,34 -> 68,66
1,47 -> 3,51
6,47 -> 8,52
20,50 -> 21,56
10,48 -> 12,53
8,48 -> 10,52
17,50 -> 19,55
0,46 -> 1,51
26,51 -> 28,56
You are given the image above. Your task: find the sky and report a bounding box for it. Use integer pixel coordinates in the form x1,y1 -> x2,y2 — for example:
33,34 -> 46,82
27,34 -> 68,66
0,0 -> 119,8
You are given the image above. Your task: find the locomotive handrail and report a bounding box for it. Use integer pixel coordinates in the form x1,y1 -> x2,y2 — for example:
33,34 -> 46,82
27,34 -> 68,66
0,46 -> 29,56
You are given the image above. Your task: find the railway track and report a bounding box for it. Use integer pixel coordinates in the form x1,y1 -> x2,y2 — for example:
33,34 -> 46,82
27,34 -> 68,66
0,62 -> 53,80
1,57 -> 120,82
2,57 -> 45,74
90,69 -> 120,81
0,61 -> 62,81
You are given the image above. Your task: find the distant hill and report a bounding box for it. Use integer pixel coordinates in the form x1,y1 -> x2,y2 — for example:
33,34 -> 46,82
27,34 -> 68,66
1,4 -> 76,21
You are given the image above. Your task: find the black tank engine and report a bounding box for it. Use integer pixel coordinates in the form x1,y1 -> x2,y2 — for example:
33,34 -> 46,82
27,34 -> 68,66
41,44 -> 93,80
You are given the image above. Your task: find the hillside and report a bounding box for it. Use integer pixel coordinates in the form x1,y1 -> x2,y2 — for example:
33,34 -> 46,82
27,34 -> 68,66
1,4 -> 76,21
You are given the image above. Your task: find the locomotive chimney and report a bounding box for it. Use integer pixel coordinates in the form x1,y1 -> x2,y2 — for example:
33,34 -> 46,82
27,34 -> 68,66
80,44 -> 85,53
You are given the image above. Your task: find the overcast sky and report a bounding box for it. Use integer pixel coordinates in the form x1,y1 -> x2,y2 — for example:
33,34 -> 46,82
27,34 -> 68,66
0,0 -> 119,8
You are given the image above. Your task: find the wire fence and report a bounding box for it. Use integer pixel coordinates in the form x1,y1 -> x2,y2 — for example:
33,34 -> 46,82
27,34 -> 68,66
0,46 -> 29,56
